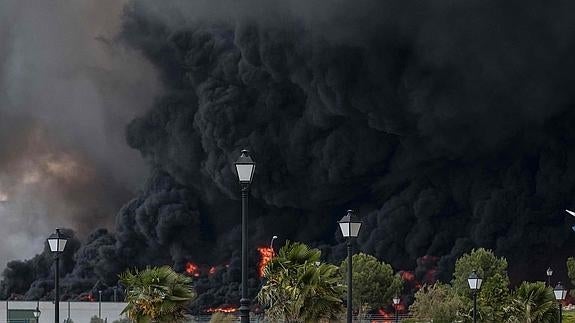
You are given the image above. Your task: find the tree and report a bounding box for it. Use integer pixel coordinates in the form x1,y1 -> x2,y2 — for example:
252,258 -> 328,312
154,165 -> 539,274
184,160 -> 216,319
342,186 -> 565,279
504,281 -> 558,323
409,283 -> 465,323
119,266 -> 195,323
257,241 -> 345,322
567,257 -> 575,294
90,316 -> 105,323
452,248 -> 510,322
339,253 -> 402,319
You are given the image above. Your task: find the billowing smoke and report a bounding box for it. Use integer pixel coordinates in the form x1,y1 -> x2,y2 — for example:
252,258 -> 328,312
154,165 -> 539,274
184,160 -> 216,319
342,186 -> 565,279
0,0 -> 160,267
2,0 -> 575,310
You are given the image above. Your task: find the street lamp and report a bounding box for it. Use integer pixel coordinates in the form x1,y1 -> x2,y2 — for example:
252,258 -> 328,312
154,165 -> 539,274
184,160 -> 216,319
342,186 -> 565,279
554,282 -> 567,323
270,235 -> 278,255
99,290 -> 102,319
467,271 -> 483,323
547,267 -> 553,286
48,228 -> 67,323
235,149 -> 255,323
393,296 -> 400,323
338,209 -> 362,323
32,301 -> 40,322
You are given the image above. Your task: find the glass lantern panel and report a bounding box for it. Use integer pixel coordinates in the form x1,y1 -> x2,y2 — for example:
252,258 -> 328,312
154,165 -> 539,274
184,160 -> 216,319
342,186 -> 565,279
236,164 -> 254,182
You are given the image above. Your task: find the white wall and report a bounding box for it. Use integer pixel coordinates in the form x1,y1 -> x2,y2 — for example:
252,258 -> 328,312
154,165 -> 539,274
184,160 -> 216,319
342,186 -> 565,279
0,301 -> 128,323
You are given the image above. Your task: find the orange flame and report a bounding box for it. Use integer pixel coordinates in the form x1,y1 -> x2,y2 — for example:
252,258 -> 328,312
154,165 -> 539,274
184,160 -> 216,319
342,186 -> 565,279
257,246 -> 274,277
206,306 -> 237,313
185,262 -> 200,277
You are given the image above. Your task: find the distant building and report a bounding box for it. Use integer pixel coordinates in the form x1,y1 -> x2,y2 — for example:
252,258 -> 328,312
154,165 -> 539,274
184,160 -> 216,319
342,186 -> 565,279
1,301 -> 127,323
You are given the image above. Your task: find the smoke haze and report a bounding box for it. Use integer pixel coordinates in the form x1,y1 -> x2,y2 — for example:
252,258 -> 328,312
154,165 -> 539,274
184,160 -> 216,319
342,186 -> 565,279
0,0 -> 160,267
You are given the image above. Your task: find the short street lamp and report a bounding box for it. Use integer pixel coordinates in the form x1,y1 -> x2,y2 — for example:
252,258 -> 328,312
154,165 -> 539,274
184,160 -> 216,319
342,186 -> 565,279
32,301 -> 40,322
338,210 -> 362,323
554,282 -> 567,323
547,267 -> 554,286
235,150 -> 256,323
392,296 -> 400,323
48,228 -> 68,323
467,271 -> 483,323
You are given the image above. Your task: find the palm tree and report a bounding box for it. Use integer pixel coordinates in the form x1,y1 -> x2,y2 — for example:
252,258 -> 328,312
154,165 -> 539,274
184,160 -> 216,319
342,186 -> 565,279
504,281 -> 558,323
257,241 -> 345,323
119,266 -> 195,323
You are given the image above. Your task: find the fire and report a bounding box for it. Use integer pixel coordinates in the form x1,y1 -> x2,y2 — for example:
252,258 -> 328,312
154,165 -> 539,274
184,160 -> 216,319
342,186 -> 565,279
400,271 -> 415,281
79,293 -> 95,302
257,246 -> 274,277
206,306 -> 237,313
185,262 -> 200,277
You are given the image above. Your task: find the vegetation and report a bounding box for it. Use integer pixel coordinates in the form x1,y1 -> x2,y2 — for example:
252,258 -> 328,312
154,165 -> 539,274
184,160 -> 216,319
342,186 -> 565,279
119,265 -> 195,323
452,248 -> 510,321
504,281 -> 558,323
257,241 -> 345,322
339,252 -> 402,319
90,316 -> 105,323
409,282 -> 465,323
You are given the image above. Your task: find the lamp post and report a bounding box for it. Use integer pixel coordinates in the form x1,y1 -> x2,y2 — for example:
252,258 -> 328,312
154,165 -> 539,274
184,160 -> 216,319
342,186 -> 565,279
467,271 -> 483,323
270,235 -> 278,255
554,282 -> 567,323
338,210 -> 362,323
547,267 -> 554,287
393,296 -> 400,323
113,286 -> 118,302
48,228 -> 67,323
98,290 -> 102,319
33,301 -> 41,323
235,149 -> 256,323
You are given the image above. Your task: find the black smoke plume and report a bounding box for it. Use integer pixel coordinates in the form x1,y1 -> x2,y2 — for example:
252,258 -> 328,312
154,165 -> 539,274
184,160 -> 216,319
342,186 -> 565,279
3,0 -> 575,310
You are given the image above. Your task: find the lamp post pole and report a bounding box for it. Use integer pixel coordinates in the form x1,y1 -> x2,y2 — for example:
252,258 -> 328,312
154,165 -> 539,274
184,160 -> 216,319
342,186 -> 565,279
393,296 -> 400,323
98,290 -> 102,319
239,184 -> 250,323
547,267 -> 553,287
473,291 -> 477,323
270,235 -> 278,255
467,271 -> 482,323
235,150 -> 256,323
347,238 -> 352,323
338,210 -> 362,323
55,254 -> 60,323
554,282 -> 567,323
48,229 -> 67,323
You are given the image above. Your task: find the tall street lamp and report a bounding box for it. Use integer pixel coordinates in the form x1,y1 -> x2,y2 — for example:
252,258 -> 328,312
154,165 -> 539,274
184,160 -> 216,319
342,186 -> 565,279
554,282 -> 567,323
547,267 -> 553,286
48,228 -> 67,323
392,296 -> 400,323
338,209 -> 362,323
235,149 -> 256,323
467,271 -> 483,323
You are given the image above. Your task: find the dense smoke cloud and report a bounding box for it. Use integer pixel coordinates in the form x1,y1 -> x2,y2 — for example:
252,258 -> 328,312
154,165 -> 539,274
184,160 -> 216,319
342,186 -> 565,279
3,0 -> 575,309
121,0 -> 575,281
0,0 -> 160,266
